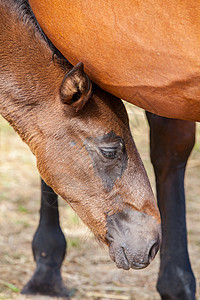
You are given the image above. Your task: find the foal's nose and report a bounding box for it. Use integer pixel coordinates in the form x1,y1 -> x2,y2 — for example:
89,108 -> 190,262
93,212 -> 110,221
106,209 -> 161,270
108,239 -> 160,270
119,240 -> 159,269
148,240 -> 160,263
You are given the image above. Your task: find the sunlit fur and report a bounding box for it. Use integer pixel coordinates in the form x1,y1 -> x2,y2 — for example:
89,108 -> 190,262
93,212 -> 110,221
0,0 -> 160,243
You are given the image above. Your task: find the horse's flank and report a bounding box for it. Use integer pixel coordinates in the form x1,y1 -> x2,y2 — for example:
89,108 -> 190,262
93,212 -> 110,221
29,0 -> 200,121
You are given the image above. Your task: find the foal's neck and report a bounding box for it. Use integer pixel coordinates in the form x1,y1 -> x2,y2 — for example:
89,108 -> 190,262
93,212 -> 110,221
0,1 -> 69,153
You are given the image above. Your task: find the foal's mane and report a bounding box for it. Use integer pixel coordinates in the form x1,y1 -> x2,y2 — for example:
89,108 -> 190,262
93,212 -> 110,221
11,0 -> 71,68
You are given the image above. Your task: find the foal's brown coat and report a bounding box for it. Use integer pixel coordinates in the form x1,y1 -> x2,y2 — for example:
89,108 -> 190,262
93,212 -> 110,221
0,0 -> 160,243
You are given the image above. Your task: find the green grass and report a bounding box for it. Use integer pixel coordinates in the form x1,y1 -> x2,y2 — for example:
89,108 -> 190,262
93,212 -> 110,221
0,280 -> 20,293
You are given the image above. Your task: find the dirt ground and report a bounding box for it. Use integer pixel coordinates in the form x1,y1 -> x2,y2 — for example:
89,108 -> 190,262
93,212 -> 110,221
0,105 -> 200,300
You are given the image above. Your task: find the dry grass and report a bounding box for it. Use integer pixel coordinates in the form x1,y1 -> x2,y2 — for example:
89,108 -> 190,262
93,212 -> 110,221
0,105 -> 200,300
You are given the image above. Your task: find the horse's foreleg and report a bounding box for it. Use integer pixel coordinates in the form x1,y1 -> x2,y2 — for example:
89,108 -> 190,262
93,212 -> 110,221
146,112 -> 196,300
21,178 -> 69,298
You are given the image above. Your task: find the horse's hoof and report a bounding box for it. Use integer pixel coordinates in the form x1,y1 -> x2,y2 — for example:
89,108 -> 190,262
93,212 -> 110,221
157,263 -> 196,300
21,265 -> 71,298
21,279 -> 70,298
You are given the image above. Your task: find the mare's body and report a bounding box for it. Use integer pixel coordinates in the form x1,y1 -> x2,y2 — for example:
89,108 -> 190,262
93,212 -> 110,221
29,0 -> 200,121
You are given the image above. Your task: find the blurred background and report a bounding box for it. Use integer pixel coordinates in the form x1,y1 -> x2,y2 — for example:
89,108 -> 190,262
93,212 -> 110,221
0,104 -> 200,300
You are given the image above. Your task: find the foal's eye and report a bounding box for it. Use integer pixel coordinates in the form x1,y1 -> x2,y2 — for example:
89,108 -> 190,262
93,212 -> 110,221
100,147 -> 118,159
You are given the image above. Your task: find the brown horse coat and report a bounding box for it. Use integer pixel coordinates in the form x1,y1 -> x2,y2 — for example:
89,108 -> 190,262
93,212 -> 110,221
0,0 -> 161,268
29,0 -> 200,121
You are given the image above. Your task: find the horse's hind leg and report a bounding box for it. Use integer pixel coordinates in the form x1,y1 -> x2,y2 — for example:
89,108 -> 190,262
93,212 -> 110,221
21,178 -> 69,298
146,112 -> 196,300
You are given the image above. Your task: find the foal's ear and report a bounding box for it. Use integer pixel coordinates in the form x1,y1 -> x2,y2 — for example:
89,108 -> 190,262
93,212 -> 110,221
60,62 -> 92,112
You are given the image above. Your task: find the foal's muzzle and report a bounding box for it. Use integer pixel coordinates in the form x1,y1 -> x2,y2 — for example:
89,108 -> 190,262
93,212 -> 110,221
106,210 -> 161,270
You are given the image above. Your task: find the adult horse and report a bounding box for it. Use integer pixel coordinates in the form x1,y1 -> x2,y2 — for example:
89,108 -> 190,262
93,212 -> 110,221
28,1 -> 198,299
29,0 -> 200,122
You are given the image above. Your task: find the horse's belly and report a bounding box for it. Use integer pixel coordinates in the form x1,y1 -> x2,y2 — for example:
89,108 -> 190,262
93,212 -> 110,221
29,0 -> 200,121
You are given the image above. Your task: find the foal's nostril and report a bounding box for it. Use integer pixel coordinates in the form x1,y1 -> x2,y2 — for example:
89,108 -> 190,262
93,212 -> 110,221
148,241 -> 159,263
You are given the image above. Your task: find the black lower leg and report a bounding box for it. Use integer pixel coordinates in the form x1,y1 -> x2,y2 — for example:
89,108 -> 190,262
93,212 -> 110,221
146,112 -> 196,300
22,178 -> 69,297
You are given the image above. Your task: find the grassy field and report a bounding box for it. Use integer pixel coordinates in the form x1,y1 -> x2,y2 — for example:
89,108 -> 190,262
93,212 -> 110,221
0,105 -> 200,300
